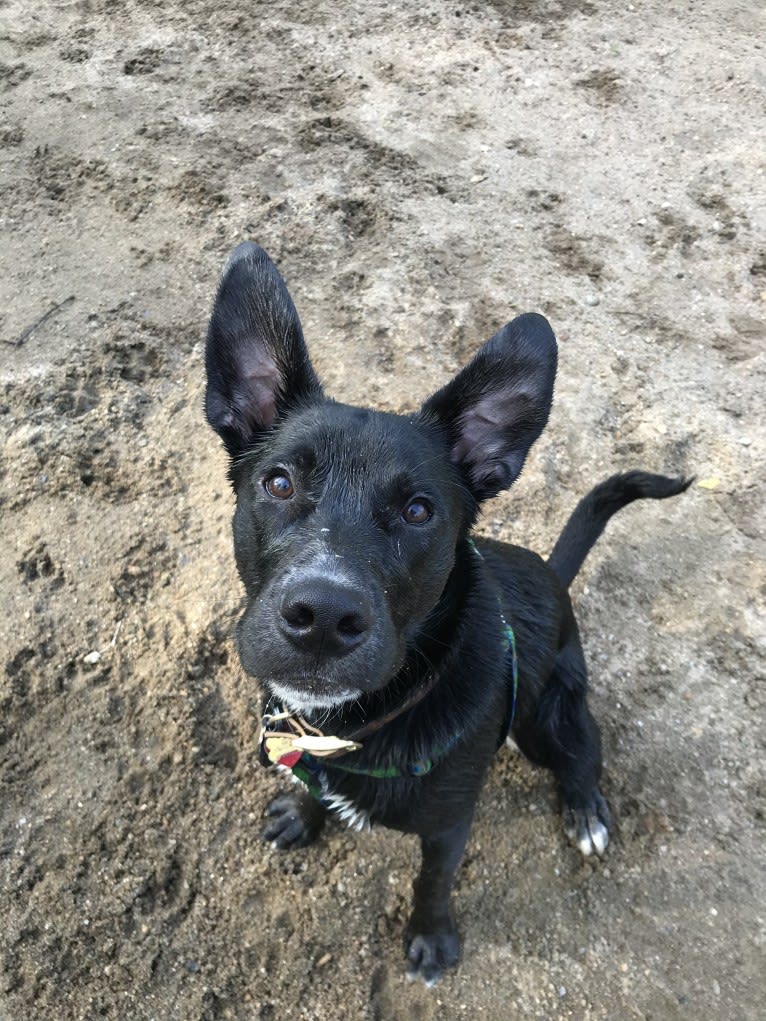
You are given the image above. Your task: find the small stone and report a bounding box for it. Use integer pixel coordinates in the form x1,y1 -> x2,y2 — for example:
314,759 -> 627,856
584,293 -> 600,307
83,650 -> 101,665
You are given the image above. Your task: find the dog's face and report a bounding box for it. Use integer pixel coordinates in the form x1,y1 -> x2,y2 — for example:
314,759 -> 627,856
205,243 -> 557,713
228,403 -> 471,711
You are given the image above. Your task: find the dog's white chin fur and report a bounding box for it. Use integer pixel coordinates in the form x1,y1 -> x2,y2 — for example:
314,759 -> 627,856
267,680 -> 360,714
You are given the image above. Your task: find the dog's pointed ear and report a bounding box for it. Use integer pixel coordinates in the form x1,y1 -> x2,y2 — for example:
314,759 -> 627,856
205,242 -> 322,457
420,313 -> 557,501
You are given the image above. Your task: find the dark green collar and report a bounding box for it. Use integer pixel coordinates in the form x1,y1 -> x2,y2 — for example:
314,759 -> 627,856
469,537 -> 519,732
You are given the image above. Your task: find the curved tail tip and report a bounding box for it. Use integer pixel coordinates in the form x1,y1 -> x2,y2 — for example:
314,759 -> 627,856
666,474 -> 695,496
623,471 -> 695,500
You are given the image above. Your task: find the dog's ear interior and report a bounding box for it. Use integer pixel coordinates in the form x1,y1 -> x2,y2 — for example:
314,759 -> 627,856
420,312 -> 557,501
205,242 -> 322,456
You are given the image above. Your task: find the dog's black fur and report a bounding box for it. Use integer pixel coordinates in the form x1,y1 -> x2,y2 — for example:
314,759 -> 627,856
204,242 -> 690,985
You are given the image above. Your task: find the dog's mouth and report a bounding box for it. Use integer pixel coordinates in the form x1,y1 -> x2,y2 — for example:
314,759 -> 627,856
263,678 -> 361,714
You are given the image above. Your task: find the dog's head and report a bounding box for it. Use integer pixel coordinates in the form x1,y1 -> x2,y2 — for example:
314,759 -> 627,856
205,243 -> 556,713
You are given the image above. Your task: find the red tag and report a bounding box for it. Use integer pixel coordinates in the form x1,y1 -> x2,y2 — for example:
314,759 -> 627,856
277,749 -> 302,768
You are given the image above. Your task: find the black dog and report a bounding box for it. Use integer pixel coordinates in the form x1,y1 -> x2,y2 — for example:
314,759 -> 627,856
204,242 -> 689,985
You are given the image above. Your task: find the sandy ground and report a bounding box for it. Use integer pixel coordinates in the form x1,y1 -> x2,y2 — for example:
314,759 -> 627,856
1,1 -> 764,1018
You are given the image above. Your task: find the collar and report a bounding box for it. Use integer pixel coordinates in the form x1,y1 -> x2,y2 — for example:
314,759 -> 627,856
258,700 -> 465,787
468,538 -> 519,733
258,665 -> 443,771
258,636 -> 518,786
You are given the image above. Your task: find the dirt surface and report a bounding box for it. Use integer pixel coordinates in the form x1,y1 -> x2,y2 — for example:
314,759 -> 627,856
1,1 -> 764,1018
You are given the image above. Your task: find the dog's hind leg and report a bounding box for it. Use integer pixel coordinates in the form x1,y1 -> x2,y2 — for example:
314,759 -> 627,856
514,640 -> 610,857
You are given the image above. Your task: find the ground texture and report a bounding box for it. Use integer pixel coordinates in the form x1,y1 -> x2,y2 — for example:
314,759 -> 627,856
1,1 -> 764,1018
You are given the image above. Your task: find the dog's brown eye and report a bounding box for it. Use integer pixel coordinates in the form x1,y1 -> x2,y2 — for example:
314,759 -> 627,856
402,498 -> 432,525
264,473 -> 294,500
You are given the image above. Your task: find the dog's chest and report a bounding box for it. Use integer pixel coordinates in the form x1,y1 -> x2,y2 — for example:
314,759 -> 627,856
318,786 -> 372,832
278,761 -> 373,832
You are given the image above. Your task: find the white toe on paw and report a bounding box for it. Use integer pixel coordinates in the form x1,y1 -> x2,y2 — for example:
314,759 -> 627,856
577,832 -> 595,856
590,819 -> 609,856
576,818 -> 609,857
567,804 -> 610,857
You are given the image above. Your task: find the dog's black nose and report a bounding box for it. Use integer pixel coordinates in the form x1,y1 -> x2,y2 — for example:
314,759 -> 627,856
278,577 -> 372,657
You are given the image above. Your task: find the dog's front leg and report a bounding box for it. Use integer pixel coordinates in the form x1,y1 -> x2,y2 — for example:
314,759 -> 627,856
262,791 -> 326,849
405,818 -> 472,985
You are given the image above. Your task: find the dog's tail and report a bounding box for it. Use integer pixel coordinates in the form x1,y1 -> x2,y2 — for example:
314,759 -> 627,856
548,471 -> 692,590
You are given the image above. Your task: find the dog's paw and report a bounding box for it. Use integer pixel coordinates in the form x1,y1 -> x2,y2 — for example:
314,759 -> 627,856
404,921 -> 460,986
262,793 -> 324,849
564,789 -> 611,857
